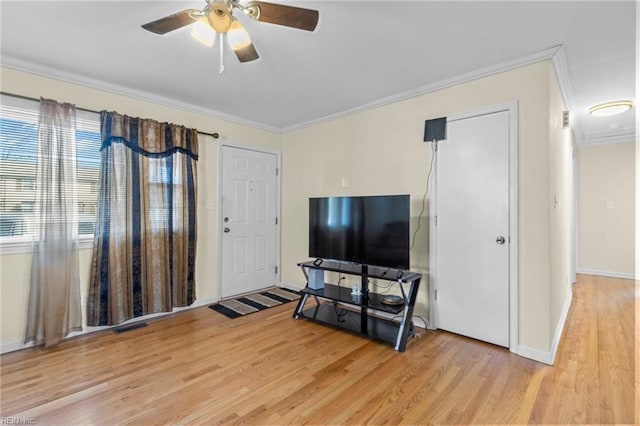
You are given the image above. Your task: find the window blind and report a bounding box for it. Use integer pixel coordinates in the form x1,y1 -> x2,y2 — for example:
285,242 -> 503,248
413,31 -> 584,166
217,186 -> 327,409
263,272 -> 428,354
0,95 -> 101,239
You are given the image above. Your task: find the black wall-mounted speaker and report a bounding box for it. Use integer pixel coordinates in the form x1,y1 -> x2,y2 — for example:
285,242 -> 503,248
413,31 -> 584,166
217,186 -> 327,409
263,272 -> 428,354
424,117 -> 447,142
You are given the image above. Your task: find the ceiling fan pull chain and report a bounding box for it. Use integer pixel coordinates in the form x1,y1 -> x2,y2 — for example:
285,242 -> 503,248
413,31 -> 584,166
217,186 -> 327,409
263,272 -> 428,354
219,32 -> 225,74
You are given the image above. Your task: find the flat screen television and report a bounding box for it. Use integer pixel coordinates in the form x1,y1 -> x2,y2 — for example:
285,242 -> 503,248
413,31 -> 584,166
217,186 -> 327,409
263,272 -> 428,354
309,194 -> 410,270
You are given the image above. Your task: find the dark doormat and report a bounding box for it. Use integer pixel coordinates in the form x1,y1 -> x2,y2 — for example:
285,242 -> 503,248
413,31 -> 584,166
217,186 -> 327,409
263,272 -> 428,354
209,287 -> 300,319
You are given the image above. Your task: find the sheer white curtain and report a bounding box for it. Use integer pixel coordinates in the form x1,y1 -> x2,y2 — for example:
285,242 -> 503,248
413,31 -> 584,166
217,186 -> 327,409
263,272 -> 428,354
25,98 -> 82,347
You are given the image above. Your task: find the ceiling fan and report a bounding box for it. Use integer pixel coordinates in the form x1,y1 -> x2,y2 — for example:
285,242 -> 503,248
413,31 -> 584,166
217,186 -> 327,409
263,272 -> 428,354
141,0 -> 319,65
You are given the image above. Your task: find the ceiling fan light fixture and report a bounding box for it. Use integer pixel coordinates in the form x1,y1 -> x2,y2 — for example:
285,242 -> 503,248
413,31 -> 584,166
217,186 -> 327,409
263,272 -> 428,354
141,1 -> 318,65
588,100 -> 633,116
207,2 -> 232,32
190,20 -> 217,47
228,19 -> 252,50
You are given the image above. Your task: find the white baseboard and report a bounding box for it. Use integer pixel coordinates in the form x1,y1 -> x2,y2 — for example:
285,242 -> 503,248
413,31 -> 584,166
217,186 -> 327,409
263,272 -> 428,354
549,288 -> 573,365
577,268 -> 635,279
516,345 -> 553,365
516,288 -> 573,366
279,281 -> 304,291
1,340 -> 35,355
0,295 -> 219,355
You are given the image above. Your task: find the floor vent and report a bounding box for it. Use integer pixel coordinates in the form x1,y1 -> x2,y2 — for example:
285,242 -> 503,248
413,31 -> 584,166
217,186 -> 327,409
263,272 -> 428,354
113,322 -> 148,334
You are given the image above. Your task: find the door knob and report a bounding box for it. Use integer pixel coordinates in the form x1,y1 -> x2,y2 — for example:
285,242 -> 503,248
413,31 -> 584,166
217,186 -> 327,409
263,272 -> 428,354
224,227 -> 230,233
496,236 -> 506,245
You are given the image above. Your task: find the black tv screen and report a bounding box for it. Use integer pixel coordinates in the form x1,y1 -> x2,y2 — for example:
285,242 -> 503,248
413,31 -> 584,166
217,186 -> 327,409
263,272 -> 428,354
309,195 -> 410,270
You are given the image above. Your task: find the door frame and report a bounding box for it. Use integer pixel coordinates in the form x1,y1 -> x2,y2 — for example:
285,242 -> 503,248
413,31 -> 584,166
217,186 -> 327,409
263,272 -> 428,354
428,101 -> 519,352
216,142 -> 282,300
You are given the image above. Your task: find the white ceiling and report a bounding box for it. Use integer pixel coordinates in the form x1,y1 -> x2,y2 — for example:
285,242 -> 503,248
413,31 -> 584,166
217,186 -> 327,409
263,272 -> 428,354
0,1 -> 636,142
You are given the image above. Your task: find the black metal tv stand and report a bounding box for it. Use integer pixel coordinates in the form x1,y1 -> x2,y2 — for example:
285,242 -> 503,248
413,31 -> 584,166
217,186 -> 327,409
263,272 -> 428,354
292,260 -> 422,352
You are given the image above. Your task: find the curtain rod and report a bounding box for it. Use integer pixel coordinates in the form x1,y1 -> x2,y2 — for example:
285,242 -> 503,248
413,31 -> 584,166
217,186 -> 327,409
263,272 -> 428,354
0,91 -> 220,139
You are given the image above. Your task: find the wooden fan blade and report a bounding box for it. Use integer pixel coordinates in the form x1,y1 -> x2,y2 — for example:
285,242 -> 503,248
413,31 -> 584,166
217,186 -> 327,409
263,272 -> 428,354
141,9 -> 200,34
233,42 -> 260,63
246,1 -> 318,31
228,20 -> 260,63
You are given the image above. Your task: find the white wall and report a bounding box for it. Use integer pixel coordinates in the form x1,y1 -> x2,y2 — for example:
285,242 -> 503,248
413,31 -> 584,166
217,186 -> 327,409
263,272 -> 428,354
281,61 -> 556,354
577,141 -> 636,278
0,67 -> 282,352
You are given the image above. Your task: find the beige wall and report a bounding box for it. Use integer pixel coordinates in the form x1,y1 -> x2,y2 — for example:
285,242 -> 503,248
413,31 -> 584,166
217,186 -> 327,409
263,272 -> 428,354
577,142 -> 635,277
2,61 -> 574,358
0,68 -> 282,350
547,65 -> 574,347
281,61 -> 556,353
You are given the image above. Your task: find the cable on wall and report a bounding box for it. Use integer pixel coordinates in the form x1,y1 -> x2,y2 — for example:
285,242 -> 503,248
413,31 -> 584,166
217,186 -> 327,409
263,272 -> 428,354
410,141 -> 436,249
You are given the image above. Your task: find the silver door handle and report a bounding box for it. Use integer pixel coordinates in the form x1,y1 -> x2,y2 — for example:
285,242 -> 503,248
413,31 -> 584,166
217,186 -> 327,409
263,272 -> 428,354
224,227 -> 230,233
496,236 -> 505,244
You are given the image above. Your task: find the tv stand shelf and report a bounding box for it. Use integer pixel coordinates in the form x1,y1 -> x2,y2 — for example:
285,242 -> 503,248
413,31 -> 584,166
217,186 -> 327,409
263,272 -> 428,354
292,260 -> 422,352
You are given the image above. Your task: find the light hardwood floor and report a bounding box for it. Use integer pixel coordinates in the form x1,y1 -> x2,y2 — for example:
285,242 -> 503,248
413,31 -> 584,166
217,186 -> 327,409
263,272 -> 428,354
0,274 -> 635,425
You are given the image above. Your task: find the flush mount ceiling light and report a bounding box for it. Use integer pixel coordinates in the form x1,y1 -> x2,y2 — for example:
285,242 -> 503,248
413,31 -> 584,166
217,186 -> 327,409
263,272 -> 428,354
588,100 -> 633,116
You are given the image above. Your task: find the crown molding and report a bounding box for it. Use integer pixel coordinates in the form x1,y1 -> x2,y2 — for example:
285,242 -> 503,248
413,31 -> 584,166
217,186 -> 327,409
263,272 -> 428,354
550,45 -> 574,111
581,128 -> 635,146
1,56 -> 282,134
550,45 -> 587,143
282,45 -> 563,133
4,45 -> 572,136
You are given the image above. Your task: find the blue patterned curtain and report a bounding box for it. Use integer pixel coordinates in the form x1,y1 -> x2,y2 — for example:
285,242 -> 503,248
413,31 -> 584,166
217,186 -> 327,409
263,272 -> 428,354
87,111 -> 198,326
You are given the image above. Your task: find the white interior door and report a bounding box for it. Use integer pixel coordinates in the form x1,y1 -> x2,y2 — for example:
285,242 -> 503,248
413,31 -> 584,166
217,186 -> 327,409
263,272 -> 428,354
220,146 -> 278,298
435,110 -> 510,347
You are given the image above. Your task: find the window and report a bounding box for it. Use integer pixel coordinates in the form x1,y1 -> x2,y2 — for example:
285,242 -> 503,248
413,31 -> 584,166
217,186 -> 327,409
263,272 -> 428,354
17,177 -> 35,191
0,95 -> 101,248
20,201 -> 35,212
